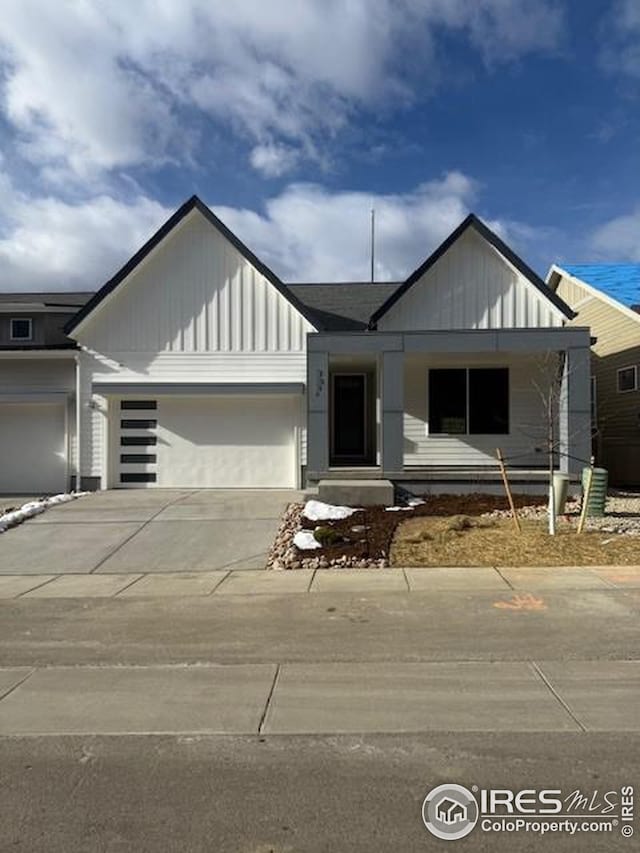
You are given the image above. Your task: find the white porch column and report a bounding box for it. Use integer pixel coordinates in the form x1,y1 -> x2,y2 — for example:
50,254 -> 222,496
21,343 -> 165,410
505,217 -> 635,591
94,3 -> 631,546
75,353 -> 82,491
559,345 -> 592,476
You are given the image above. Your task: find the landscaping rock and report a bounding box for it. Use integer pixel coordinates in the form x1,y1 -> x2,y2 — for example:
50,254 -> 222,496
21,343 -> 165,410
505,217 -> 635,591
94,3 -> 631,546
267,490 -> 640,571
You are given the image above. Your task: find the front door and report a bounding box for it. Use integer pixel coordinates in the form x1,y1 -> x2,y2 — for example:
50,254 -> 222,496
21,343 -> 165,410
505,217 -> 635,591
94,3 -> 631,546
331,373 -> 368,465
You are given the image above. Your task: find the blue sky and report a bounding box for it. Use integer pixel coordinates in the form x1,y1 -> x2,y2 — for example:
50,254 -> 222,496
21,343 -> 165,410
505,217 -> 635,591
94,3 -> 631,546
0,0 -> 638,291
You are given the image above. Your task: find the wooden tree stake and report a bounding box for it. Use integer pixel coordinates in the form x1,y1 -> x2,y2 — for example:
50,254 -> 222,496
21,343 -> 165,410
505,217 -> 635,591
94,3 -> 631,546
577,465 -> 594,534
497,448 -> 521,533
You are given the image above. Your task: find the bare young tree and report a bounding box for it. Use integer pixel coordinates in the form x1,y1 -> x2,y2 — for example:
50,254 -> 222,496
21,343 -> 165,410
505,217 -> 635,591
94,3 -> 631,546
530,352 -> 564,535
517,352 -> 592,535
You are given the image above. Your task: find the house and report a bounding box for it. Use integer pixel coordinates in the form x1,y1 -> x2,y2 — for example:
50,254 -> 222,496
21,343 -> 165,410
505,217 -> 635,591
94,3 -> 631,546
547,264 -> 640,486
0,195 -> 591,495
0,292 -> 93,493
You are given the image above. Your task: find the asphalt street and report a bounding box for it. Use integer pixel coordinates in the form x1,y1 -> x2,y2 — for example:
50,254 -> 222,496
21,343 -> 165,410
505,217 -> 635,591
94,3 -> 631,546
1,733 -> 636,852
0,577 -> 637,851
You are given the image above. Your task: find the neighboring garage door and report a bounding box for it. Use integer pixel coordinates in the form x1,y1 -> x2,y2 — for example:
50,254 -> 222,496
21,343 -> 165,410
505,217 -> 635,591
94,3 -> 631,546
0,402 -> 67,494
116,395 -> 298,488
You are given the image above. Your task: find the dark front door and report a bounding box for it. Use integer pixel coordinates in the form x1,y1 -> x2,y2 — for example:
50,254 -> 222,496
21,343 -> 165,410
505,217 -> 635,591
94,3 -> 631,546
331,373 -> 368,464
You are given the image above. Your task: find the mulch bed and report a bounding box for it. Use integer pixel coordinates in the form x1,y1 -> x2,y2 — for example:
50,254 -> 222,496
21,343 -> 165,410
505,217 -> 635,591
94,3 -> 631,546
411,493 -> 547,516
296,493 -> 546,567
298,506 -> 398,566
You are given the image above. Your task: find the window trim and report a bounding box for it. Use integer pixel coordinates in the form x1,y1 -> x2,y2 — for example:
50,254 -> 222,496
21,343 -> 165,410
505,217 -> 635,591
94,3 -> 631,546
9,317 -> 33,341
426,366 -> 510,437
616,365 -> 637,394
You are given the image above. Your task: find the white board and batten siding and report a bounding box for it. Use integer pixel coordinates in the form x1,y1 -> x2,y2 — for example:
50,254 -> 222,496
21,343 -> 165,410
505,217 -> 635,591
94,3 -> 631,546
75,210 -> 312,355
403,353 -> 555,468
372,228 -> 566,469
377,229 -> 565,332
73,209 -> 314,486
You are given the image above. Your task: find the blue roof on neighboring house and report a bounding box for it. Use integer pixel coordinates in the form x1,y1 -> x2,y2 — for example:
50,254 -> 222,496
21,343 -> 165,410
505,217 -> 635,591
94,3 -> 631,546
563,264 -> 640,309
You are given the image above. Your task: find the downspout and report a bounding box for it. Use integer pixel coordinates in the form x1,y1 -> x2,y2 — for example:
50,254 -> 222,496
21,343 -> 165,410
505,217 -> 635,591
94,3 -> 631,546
75,353 -> 81,492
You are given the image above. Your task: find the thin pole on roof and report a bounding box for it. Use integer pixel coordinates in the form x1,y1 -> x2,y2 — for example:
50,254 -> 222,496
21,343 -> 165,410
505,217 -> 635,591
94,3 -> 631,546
370,207 -> 375,283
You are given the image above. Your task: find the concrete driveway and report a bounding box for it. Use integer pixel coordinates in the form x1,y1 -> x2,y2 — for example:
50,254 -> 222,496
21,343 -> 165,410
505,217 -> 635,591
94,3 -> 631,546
0,489 -> 302,574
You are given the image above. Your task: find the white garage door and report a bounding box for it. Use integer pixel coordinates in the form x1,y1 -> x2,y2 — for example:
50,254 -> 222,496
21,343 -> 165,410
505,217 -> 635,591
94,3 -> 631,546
0,402 -> 67,494
116,395 -> 298,488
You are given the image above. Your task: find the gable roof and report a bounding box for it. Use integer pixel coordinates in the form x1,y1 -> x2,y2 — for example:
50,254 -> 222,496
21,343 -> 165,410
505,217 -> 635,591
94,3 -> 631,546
369,213 -> 575,327
560,264 -> 640,310
286,281 -> 401,331
65,195 -> 319,335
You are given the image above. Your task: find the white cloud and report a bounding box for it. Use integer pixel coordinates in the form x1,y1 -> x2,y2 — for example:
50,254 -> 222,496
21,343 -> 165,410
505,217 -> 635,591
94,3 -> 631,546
600,0 -> 640,78
0,171 -> 544,290
249,143 -> 301,178
215,171 -> 517,281
0,2 -> 177,180
0,179 -> 170,290
0,0 -> 565,180
591,209 -> 640,261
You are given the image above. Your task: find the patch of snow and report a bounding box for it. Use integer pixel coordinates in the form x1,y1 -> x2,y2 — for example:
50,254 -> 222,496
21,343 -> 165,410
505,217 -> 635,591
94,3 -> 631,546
0,491 -> 89,533
385,506 -> 414,512
302,500 -> 359,521
293,530 -> 322,550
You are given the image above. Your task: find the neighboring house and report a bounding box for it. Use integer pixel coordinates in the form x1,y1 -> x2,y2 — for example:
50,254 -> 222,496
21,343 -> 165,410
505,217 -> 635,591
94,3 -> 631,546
548,264 -> 640,487
0,195 -> 591,493
0,292 -> 93,493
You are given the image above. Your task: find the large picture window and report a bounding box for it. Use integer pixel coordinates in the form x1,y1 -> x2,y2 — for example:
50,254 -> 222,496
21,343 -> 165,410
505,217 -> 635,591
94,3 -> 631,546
428,368 -> 509,435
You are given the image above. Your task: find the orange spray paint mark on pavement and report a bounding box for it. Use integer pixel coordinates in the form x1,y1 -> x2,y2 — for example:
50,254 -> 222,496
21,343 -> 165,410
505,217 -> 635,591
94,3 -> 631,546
493,593 -> 547,611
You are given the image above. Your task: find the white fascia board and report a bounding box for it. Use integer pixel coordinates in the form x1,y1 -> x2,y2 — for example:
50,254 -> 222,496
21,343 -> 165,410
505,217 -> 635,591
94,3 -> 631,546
549,264 -> 640,327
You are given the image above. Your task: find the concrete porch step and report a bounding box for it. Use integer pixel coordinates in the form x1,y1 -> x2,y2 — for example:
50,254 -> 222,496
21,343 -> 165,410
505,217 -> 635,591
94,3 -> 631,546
317,478 -> 394,506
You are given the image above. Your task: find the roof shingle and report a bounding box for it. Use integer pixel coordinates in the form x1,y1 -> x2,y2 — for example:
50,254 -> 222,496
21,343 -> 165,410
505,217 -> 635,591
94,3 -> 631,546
286,281 -> 401,330
563,264 -> 640,310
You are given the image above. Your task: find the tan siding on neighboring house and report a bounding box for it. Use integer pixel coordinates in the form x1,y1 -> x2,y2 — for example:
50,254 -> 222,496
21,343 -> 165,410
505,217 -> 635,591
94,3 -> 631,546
556,274 -> 640,485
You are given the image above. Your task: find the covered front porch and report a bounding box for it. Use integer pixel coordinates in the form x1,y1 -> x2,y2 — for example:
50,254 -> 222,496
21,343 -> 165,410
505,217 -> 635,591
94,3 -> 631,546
306,328 -> 592,490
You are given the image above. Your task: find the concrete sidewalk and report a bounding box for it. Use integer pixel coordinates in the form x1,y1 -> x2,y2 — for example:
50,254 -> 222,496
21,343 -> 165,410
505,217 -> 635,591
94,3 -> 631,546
0,564 -> 638,598
0,661 -> 637,735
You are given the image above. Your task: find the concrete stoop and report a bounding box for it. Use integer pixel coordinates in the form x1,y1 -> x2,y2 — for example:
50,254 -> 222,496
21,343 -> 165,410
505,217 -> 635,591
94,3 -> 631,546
317,479 -> 394,507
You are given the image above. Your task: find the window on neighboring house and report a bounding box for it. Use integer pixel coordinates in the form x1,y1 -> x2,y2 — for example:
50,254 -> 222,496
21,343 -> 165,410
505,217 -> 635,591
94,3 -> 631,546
428,367 -> 509,435
10,318 -> 32,341
617,365 -> 637,393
